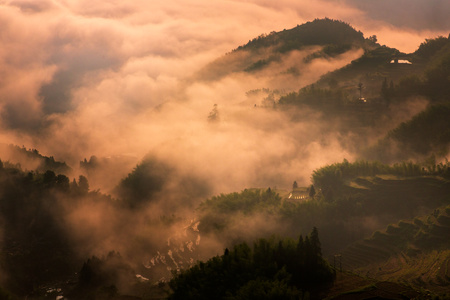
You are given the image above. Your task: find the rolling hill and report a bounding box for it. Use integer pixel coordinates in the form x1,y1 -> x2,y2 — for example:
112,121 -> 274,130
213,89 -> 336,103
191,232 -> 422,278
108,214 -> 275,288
195,18 -> 375,81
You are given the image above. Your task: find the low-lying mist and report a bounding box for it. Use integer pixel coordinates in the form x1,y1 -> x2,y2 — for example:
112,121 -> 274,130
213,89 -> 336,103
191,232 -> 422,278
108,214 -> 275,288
0,46 -> 378,288
0,41 -> 431,286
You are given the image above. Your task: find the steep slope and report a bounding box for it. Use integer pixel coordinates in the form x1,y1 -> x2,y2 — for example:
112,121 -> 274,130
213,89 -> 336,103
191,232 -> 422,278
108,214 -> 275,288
365,103 -> 450,162
278,35 -> 450,110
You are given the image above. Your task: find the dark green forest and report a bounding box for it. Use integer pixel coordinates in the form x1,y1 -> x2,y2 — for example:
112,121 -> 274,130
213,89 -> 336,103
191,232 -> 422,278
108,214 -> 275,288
169,228 -> 333,300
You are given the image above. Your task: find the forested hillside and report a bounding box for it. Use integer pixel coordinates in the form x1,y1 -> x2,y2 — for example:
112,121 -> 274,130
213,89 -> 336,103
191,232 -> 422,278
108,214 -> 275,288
196,160 -> 450,256
238,18 -> 367,50
196,18 -> 374,80
365,103 -> 450,162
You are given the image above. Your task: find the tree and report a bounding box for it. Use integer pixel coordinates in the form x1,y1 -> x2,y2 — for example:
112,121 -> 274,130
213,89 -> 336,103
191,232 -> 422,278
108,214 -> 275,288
43,170 -> 56,187
368,35 -> 377,43
56,174 -> 70,191
357,82 -> 363,99
71,178 -> 78,190
78,175 -> 89,194
381,77 -> 388,99
423,51 -> 450,100
310,227 -> 322,258
416,36 -> 449,60
309,185 -> 316,198
293,181 -> 298,189
208,104 -> 219,122
324,188 -> 334,202
389,80 -> 394,94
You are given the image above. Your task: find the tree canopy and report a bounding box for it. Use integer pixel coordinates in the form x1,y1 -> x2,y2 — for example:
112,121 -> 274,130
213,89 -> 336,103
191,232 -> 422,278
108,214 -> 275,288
169,228 -> 334,300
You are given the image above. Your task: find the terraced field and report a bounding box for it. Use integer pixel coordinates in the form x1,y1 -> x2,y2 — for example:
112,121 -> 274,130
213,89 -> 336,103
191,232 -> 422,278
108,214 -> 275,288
337,204 -> 450,294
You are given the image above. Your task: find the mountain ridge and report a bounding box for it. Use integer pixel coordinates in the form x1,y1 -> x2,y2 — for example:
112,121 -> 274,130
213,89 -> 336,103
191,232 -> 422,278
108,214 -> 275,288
196,18 -> 376,81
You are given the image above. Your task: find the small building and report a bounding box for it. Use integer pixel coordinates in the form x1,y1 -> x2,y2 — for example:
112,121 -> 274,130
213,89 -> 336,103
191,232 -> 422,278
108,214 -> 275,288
390,58 -> 412,64
288,188 -> 309,200
357,97 -> 367,103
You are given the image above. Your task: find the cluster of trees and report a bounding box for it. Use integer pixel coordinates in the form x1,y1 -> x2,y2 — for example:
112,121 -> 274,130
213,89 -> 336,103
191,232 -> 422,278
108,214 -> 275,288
199,188 -> 281,215
278,84 -> 348,108
0,160 -> 90,196
0,157 -> 184,298
169,228 -> 334,300
392,55 -> 450,101
197,159 -> 450,257
415,36 -> 450,61
0,161 -> 100,296
377,36 -> 450,102
117,155 -> 211,209
311,159 -> 427,192
388,104 -> 450,155
71,251 -> 135,300
117,157 -> 172,207
0,143 -> 71,174
197,188 -> 281,233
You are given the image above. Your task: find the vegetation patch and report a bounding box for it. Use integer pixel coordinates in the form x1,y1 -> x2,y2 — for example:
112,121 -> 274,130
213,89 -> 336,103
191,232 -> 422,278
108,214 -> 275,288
169,228 -> 334,300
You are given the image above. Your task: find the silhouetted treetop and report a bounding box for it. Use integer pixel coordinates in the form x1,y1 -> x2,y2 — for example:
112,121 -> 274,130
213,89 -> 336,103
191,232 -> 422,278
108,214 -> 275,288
414,36 -> 450,60
0,143 -> 71,174
169,229 -> 334,300
117,158 -> 171,206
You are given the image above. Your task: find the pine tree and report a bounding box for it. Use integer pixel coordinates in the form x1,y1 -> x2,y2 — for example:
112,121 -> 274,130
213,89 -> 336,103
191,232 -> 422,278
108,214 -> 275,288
309,185 -> 316,198
310,227 -> 322,259
381,77 -> 388,99
78,175 -> 89,193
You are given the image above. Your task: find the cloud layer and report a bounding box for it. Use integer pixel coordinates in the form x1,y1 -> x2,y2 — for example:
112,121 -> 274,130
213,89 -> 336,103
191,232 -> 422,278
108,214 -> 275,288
0,0 -> 447,192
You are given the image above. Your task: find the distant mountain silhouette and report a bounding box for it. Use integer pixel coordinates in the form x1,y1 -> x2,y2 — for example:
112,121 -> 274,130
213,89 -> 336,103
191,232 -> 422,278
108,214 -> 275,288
237,18 -> 367,52
196,18 -> 375,80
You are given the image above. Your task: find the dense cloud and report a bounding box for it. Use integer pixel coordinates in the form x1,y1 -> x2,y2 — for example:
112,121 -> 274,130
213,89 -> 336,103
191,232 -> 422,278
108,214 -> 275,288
0,0 -> 447,190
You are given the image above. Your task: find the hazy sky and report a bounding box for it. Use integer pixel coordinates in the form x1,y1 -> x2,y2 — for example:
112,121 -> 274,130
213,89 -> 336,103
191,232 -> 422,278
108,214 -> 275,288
0,0 -> 448,192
